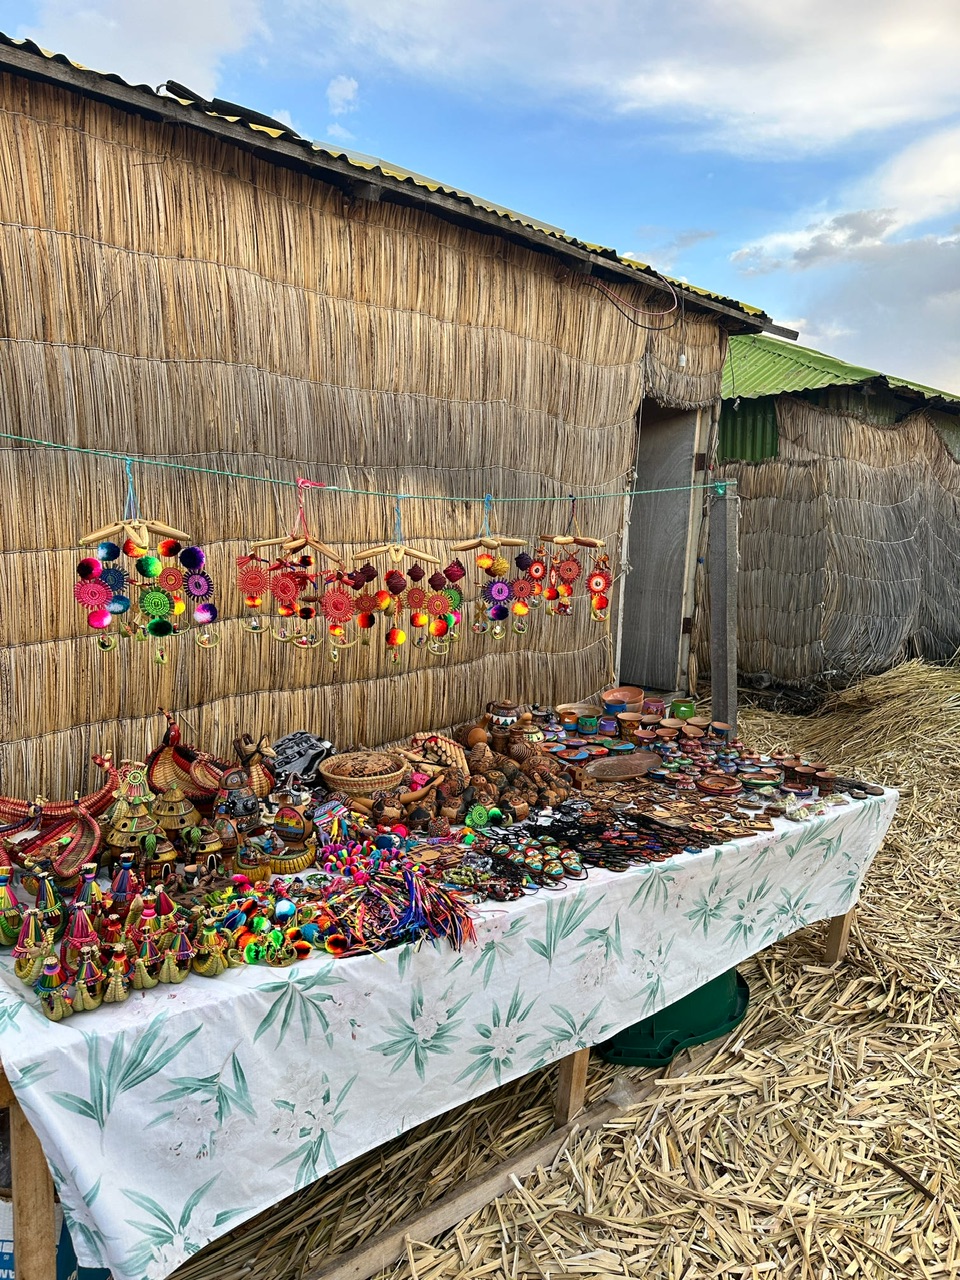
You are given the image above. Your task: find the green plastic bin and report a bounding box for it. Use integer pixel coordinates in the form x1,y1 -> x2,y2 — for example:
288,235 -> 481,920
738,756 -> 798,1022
597,968 -> 749,1067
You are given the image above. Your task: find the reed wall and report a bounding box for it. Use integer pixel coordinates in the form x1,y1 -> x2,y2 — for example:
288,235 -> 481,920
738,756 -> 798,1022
0,72 -> 724,795
697,395 -> 960,686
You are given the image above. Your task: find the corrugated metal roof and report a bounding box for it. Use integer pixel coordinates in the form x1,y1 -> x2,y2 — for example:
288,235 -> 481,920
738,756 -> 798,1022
0,31 -> 775,326
723,334 -> 960,408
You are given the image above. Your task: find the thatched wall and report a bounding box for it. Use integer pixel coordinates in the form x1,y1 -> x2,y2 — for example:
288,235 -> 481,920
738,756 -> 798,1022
696,395 -> 960,685
0,72 -> 724,795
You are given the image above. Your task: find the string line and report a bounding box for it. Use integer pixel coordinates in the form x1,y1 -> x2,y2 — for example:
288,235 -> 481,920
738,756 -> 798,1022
0,430 -> 733,502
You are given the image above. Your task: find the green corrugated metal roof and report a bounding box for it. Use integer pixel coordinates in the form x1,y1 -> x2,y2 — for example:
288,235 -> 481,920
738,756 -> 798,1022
723,334 -> 960,407
0,31 -> 772,325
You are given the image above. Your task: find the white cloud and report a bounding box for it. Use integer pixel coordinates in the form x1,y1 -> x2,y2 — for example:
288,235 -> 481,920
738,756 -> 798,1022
325,122 -> 355,143
271,107 -> 298,131
284,1 -> 960,154
24,0 -> 265,98
326,74 -> 358,116
733,123 -> 960,274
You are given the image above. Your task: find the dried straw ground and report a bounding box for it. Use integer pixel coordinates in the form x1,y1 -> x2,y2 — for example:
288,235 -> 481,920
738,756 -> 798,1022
177,659 -> 960,1280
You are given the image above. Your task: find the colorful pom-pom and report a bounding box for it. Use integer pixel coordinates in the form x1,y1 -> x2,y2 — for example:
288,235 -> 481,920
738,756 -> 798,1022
87,608 -> 112,630
97,541 -> 121,561
515,552 -> 533,571
512,599 -> 529,616
194,603 -> 218,624
158,539 -> 182,557
147,618 -> 174,637
298,606 -> 316,620
179,546 -> 205,570
489,604 -> 509,621
411,610 -> 428,627
172,597 -> 186,615
278,603 -> 296,617
76,557 -> 102,579
357,612 -> 376,629
122,538 -> 146,557
108,594 -> 131,614
374,589 -> 392,611
387,627 -> 406,647
429,617 -> 448,637
136,555 -> 162,579
244,595 -> 263,608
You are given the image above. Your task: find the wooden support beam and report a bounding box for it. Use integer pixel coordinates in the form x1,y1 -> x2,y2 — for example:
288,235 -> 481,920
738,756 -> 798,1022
824,908 -> 856,964
709,482 -> 739,733
304,1044 -> 716,1280
9,1095 -> 57,1280
0,1065 -> 13,1109
554,1048 -> 590,1127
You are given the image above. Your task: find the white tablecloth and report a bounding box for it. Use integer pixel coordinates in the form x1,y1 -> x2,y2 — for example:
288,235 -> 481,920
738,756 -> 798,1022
0,790 -> 897,1280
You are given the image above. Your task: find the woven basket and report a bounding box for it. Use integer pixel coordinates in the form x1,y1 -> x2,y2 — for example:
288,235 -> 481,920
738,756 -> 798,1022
318,751 -> 406,796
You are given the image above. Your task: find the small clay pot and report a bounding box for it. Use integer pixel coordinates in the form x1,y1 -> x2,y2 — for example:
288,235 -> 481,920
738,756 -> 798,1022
466,726 -> 490,748
687,716 -> 712,730
815,770 -> 837,795
670,698 -> 697,720
794,764 -> 818,784
710,721 -> 733,740
643,697 -> 666,716
660,717 -> 685,732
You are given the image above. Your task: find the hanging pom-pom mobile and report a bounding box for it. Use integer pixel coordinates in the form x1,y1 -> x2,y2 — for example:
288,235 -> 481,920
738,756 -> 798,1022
453,495 -> 529,640
76,460 -> 220,659
236,478 -> 343,652
352,497 -> 450,661
538,497 -> 609,620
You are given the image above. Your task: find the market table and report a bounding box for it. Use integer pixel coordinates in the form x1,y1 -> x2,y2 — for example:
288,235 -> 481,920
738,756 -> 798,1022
0,788 -> 897,1280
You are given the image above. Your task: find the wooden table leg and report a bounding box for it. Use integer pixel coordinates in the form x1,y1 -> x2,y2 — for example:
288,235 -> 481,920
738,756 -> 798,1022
554,1048 -> 590,1128
8,1094 -> 58,1280
824,907 -> 856,965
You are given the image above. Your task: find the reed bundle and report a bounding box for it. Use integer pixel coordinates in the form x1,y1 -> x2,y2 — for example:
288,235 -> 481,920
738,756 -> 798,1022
171,659 -> 960,1280
699,396 -> 960,686
0,72 -> 724,793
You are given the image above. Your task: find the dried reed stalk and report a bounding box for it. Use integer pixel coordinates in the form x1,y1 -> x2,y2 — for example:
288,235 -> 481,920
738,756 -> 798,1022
699,395 -> 960,687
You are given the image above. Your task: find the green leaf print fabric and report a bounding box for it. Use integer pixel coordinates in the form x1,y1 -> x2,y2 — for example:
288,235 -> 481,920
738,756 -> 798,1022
0,791 -> 897,1280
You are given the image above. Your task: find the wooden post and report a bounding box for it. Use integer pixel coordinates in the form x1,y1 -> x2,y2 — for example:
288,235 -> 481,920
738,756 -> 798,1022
554,1048 -> 590,1127
709,481 -> 739,733
824,908 -> 855,964
8,1091 -> 58,1280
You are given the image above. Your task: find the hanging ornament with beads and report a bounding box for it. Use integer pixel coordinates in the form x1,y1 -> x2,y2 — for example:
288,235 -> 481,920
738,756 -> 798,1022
587,554 -> 614,620
76,460 -> 220,658
236,477 -> 343,653
456,495 -> 528,640
538,497 -> 606,619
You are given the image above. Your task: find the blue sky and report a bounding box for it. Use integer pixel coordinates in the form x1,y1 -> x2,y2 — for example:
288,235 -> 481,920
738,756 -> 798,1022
3,1 -> 959,390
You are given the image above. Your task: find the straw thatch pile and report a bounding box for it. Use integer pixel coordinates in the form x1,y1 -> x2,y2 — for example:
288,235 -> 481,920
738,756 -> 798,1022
699,395 -> 960,686
0,71 -> 724,795
171,659 -> 960,1279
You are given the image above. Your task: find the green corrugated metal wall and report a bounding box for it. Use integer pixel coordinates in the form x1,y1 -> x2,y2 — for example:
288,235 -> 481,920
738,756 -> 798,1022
718,396 -> 779,462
